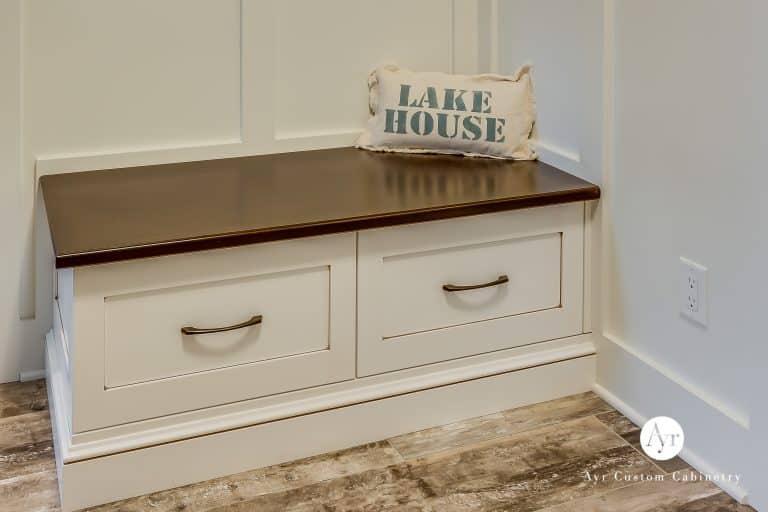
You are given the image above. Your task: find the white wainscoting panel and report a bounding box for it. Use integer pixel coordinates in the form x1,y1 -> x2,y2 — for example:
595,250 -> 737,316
24,0 -> 243,159
243,0 -> 482,153
272,1 -> 452,143
34,0 -> 487,174
16,0 -> 494,382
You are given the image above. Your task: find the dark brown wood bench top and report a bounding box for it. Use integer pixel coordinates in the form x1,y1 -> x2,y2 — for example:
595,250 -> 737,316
40,147 -> 600,268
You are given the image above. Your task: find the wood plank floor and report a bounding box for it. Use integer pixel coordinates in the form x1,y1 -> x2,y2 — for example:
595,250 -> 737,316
0,380 -> 753,511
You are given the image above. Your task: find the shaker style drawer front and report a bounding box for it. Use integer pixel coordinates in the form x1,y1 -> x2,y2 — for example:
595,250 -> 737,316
378,233 -> 562,338
357,204 -> 584,376
69,234 -> 356,432
104,266 -> 330,388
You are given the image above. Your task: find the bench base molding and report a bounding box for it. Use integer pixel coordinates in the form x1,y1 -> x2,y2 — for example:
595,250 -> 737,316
46,330 -> 596,512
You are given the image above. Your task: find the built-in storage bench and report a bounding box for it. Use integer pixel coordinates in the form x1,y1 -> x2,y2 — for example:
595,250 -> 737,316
41,147 -> 600,511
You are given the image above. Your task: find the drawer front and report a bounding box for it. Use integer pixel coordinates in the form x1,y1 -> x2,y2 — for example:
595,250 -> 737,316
358,204 -> 584,376
105,266 -> 330,388
379,234 -> 561,338
70,234 -> 355,432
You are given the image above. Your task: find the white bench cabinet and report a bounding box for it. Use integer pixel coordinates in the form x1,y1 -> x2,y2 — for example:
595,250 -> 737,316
41,147 -> 600,511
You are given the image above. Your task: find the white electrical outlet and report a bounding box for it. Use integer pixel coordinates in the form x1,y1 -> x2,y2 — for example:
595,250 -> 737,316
680,257 -> 707,326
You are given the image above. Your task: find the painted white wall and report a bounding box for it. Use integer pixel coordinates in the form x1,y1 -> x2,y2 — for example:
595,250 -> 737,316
747,4 -> 768,507
498,0 -> 604,186
608,0 -> 758,422
603,0 -> 764,501
499,0 -> 765,504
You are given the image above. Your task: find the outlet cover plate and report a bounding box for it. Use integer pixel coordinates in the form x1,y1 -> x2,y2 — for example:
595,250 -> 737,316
680,257 -> 707,326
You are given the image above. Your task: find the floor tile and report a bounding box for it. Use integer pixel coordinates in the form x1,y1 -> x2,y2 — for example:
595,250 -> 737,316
0,470 -> 60,512
679,492 -> 756,511
388,412 -> 509,461
536,477 -> 722,511
0,411 -> 53,450
501,391 -> 614,435
0,437 -> 55,481
88,441 -> 403,511
596,410 -> 691,473
418,444 -> 657,512
0,410 -> 55,481
389,392 -> 613,461
206,465 -> 428,512
198,416 -> 647,512
407,416 -> 657,511
0,380 -> 48,419
593,409 -> 637,436
410,415 -> 627,469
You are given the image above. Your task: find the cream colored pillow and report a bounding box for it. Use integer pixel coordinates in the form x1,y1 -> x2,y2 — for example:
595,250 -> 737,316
356,65 -> 536,160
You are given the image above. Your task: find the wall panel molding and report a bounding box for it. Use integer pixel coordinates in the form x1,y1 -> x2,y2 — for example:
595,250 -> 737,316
260,0 -> 481,153
477,0 -> 499,73
0,0 -> 26,382
35,0 -> 486,177
35,141 -> 245,177
29,0 -> 245,177
451,0 -> 481,74
600,0 -> 616,331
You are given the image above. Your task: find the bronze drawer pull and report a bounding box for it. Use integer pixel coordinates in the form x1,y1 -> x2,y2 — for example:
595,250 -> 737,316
181,315 -> 263,336
442,275 -> 509,292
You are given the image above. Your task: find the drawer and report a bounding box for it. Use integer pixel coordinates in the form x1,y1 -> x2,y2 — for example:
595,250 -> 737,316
358,204 -> 584,376
378,234 -> 561,338
67,234 -> 356,432
105,266 -> 331,388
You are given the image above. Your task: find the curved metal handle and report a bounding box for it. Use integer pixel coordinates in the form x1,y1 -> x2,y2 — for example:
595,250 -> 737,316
181,315 -> 262,336
442,275 -> 509,292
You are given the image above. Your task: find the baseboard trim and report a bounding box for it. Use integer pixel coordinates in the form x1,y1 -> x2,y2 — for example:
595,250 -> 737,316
19,369 -> 46,382
603,333 -> 748,429
592,382 -> 749,504
55,355 -> 595,511
594,334 -> 750,505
